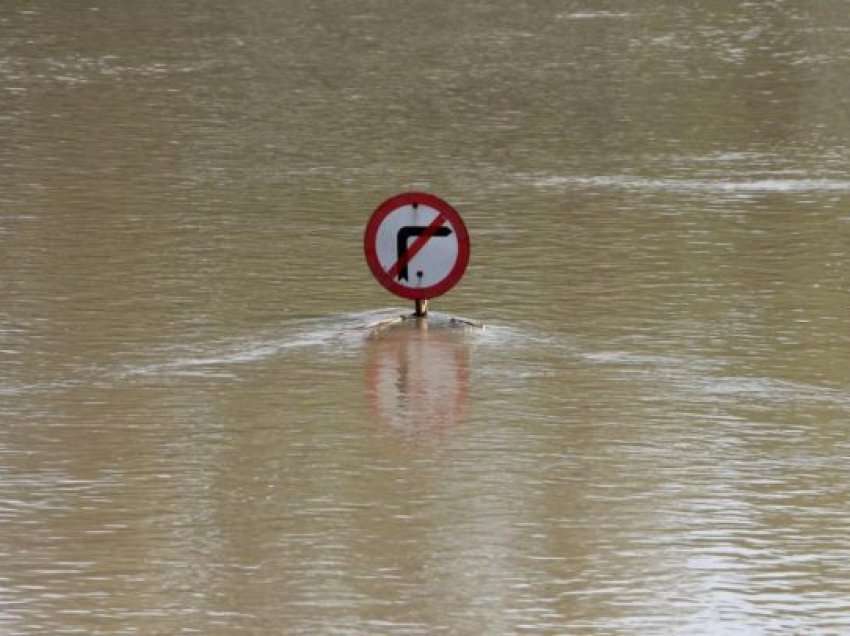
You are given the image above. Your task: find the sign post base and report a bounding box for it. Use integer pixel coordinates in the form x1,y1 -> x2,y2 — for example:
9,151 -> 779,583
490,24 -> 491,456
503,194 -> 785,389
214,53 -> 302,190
414,299 -> 429,317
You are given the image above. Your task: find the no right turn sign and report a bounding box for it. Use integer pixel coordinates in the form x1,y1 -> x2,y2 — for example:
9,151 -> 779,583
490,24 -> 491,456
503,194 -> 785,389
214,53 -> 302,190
364,192 -> 470,301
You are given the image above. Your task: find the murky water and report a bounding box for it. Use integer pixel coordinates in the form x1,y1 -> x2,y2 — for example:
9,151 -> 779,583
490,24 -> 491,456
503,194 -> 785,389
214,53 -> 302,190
2,1 -> 850,634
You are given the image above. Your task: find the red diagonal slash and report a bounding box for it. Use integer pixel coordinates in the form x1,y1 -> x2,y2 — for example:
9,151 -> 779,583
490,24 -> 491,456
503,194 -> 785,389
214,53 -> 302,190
385,212 -> 448,281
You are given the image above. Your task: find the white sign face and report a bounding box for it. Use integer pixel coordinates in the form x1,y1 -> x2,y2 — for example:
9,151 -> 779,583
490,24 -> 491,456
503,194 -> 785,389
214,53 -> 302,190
364,193 -> 470,301
373,204 -> 457,289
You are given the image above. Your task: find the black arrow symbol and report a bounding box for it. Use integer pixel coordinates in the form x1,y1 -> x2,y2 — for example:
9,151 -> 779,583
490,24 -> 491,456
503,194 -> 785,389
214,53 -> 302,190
396,225 -> 452,281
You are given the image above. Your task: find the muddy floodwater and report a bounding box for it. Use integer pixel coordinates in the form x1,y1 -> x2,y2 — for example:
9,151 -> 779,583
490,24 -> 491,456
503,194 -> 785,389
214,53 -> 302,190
2,1 -> 850,634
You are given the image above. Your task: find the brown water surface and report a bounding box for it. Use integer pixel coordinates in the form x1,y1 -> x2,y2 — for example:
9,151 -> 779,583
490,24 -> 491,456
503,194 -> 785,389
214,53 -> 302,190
2,1 -> 850,634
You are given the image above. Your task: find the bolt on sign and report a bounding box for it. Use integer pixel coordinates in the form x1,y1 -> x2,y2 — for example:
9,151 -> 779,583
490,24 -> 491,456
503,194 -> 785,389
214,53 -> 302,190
364,192 -> 470,301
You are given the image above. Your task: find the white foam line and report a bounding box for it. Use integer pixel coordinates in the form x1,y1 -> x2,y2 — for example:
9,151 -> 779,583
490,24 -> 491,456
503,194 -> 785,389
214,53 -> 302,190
558,12 -> 632,19
586,350 -> 850,407
127,332 -> 341,377
533,175 -> 850,193
698,376 -> 850,405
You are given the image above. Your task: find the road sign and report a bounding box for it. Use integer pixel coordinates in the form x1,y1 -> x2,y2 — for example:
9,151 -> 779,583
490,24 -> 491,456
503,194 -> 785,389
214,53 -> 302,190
364,192 -> 470,301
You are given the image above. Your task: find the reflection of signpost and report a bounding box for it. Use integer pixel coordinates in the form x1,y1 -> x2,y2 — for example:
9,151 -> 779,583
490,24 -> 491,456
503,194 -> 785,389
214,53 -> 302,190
365,326 -> 470,434
364,193 -> 470,314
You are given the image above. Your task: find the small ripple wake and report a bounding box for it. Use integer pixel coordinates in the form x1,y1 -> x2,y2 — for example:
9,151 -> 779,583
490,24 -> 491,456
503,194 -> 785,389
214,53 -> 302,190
121,309 -> 502,379
1,309 -> 509,398
122,310 -> 402,379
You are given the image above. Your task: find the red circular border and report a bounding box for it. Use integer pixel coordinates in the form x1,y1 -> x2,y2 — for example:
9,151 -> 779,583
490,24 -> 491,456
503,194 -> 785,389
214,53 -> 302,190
364,192 -> 470,301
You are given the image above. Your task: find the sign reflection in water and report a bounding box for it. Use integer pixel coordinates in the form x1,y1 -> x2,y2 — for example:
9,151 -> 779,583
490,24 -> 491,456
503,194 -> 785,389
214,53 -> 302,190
365,322 -> 470,435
